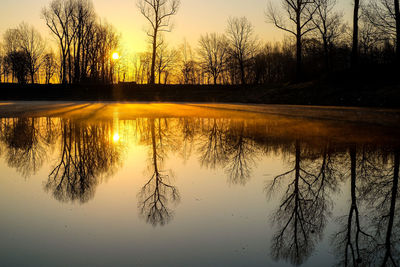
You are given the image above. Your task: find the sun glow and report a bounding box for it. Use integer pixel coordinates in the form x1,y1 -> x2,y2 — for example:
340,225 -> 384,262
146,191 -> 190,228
113,133 -> 120,142
112,52 -> 120,60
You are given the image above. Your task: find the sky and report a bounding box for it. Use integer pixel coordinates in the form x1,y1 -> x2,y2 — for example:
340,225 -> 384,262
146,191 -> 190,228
0,0 -> 354,55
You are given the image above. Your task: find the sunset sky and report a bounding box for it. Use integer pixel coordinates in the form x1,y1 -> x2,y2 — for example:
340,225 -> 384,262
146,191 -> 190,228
0,0 -> 353,55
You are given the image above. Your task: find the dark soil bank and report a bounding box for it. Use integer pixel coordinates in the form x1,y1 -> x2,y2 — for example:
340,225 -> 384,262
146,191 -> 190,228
0,81 -> 399,108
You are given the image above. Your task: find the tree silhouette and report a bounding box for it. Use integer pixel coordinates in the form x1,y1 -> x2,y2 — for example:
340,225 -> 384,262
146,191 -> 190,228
45,119 -> 121,203
266,0 -> 319,79
356,149 -> 400,266
352,0 -> 360,68
197,118 -> 228,170
311,0 -> 344,71
226,17 -> 256,85
332,145 -> 376,266
267,141 -> 339,265
138,118 -> 180,226
224,121 -> 258,185
137,0 -> 180,84
198,33 -> 229,85
0,118 -> 50,177
16,22 -> 46,84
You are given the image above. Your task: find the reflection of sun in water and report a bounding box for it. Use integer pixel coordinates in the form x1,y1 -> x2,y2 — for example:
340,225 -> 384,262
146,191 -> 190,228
112,52 -> 120,60
113,133 -> 120,142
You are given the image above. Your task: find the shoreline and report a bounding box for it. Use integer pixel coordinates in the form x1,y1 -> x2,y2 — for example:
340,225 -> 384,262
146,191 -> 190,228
0,82 -> 399,108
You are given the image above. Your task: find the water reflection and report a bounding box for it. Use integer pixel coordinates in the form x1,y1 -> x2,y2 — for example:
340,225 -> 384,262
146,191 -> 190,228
0,118 -> 55,177
0,104 -> 399,266
266,141 -> 341,265
198,119 -> 258,185
45,119 -> 122,203
138,118 -> 180,226
332,147 -> 400,266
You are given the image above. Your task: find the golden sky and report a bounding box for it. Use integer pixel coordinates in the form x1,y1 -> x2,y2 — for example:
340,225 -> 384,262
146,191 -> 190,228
0,0 -> 353,55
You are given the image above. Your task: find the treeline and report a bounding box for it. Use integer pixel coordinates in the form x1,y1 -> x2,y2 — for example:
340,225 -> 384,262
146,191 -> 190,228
0,0 -> 120,84
0,0 -> 399,85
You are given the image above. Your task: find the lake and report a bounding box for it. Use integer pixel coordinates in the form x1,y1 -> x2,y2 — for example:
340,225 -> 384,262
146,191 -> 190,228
0,102 -> 399,267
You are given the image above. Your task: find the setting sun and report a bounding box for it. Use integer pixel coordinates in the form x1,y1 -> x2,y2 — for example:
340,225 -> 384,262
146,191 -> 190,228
112,52 -> 120,60
113,133 -> 120,142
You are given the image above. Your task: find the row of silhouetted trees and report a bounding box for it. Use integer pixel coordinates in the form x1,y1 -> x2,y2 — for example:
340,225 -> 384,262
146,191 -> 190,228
0,0 -> 399,85
0,0 -> 120,84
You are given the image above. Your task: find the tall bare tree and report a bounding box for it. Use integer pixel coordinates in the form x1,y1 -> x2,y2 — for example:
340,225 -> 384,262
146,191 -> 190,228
16,23 -> 46,84
198,33 -> 228,85
2,29 -> 20,82
179,40 -> 197,84
137,0 -> 180,84
396,0 -> 400,63
226,17 -> 256,85
156,42 -> 178,84
364,0 -> 400,62
43,51 -> 57,84
71,0 -> 96,83
42,0 -> 77,84
266,0 -> 318,80
352,0 -> 361,68
312,0 -> 344,71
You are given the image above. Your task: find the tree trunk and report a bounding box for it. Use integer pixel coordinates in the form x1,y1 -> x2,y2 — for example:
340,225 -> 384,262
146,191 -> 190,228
158,66 -> 162,84
239,57 -> 246,85
394,0 -> 400,63
296,8 -> 302,81
62,53 -> 67,84
150,30 -> 157,85
382,151 -> 399,266
31,69 -> 35,84
351,0 -> 360,69
323,37 -> 330,72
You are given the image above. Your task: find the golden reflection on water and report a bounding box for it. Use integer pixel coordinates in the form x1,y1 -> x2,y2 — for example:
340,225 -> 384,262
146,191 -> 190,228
0,103 -> 399,266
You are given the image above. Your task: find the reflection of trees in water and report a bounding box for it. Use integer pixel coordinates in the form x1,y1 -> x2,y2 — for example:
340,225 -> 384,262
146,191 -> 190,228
197,118 -> 228,169
267,141 -> 341,265
332,145 -> 375,266
224,121 -> 257,185
44,119 -> 122,204
197,118 -> 259,185
178,118 -> 197,162
1,114 -> 399,264
0,118 -> 57,177
332,146 -> 400,266
138,118 -> 180,226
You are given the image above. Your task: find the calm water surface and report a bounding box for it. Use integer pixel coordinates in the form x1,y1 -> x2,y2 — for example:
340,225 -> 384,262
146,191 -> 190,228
0,102 -> 399,267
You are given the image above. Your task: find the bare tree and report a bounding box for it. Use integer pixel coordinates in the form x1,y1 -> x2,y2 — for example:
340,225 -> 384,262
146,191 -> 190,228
156,42 -> 178,84
226,17 -> 256,85
3,29 -> 21,82
396,0 -> 400,63
42,0 -> 77,84
363,0 -> 400,62
179,40 -> 197,84
71,0 -> 96,83
198,33 -> 228,85
45,119 -> 121,203
138,119 -> 180,227
137,0 -> 180,84
16,23 -> 46,84
267,141 -> 338,265
43,51 -> 57,84
352,0 -> 361,68
312,0 -> 344,71
4,51 -> 30,84
266,0 -> 318,80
